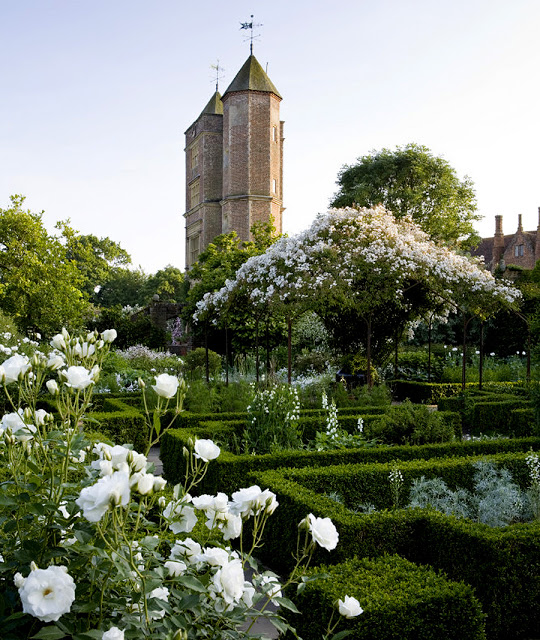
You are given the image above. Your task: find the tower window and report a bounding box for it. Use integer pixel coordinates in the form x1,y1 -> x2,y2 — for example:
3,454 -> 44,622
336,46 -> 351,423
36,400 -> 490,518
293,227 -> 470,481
272,126 -> 277,142
514,244 -> 524,257
189,235 -> 200,265
190,181 -> 200,208
191,146 -> 199,169
272,179 -> 277,193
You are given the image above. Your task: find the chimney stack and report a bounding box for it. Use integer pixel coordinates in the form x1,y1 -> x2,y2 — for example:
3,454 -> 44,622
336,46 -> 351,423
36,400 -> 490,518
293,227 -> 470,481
493,215 -> 505,269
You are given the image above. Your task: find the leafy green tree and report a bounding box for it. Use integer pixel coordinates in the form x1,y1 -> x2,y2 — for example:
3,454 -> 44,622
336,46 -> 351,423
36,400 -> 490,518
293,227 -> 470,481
332,143 -> 480,246
0,196 -> 86,336
143,265 -> 187,304
60,225 -> 132,298
95,268 -> 148,308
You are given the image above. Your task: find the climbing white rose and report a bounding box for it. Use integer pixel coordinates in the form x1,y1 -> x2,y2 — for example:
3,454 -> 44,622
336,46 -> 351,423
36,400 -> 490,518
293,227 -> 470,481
193,438 -> 221,462
76,471 -> 130,522
16,564 -> 76,622
63,366 -> 94,391
338,595 -> 363,618
151,373 -> 179,399
102,628 -> 124,640
2,354 -> 30,384
101,329 -> 118,343
307,513 -> 339,551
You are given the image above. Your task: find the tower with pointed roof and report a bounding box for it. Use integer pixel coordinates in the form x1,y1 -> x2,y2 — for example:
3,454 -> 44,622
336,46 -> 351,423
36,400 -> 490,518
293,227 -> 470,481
184,54 -> 284,268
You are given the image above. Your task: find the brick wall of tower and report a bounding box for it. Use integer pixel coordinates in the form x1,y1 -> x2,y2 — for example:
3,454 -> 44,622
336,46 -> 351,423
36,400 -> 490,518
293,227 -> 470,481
222,90 -> 283,240
184,113 -> 223,267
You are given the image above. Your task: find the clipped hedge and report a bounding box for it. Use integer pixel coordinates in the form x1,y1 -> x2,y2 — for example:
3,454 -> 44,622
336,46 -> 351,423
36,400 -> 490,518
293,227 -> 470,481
161,422 -> 540,495
288,555 -> 486,640
391,380 -> 529,404
85,407 -> 148,452
253,470 -> 540,640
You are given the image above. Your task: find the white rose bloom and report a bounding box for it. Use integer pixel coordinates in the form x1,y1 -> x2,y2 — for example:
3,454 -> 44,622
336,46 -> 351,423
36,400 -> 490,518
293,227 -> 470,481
338,595 -> 363,618
307,513 -> 339,551
74,342 -> 95,358
241,581 -> 255,608
135,473 -> 155,496
196,547 -> 231,568
0,365 -> 5,384
151,373 -> 179,399
46,380 -> 59,396
148,586 -> 169,619
50,334 -> 66,350
102,627 -> 124,640
153,476 -> 167,492
260,575 -> 282,604
170,538 -> 201,563
34,409 -> 50,426
258,489 -> 279,515
2,354 -> 30,384
213,559 -> 244,604
16,564 -> 76,622
222,512 -> 242,540
1,410 -> 36,442
101,329 -> 117,343
128,450 -> 147,473
63,366 -> 94,391
230,485 -> 263,518
47,354 -> 65,370
164,560 -> 187,577
76,471 -> 130,522
193,439 -> 221,462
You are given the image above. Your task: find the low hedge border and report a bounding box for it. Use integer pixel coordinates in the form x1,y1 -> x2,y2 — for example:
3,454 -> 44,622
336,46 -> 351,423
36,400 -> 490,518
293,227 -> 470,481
85,407 -> 148,452
287,555 -> 486,640
390,380 -> 529,404
252,469 -> 540,640
160,421 -> 540,495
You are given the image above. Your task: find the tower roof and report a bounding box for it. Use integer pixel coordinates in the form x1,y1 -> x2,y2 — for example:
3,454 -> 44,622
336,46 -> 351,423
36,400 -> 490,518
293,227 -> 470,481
222,55 -> 282,99
200,90 -> 223,116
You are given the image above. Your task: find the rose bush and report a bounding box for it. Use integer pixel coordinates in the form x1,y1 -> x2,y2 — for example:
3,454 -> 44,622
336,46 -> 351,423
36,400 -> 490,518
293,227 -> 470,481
0,329 -> 360,639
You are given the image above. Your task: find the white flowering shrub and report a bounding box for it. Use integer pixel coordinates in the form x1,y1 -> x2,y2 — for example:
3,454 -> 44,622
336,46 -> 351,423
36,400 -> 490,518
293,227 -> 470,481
0,330 -> 359,639
242,384 -> 301,454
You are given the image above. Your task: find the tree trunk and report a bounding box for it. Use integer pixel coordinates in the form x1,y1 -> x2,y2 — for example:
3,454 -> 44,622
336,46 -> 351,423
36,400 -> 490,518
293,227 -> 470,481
461,313 -> 467,391
265,316 -> 271,378
205,321 -> 209,384
225,323 -> 229,387
479,321 -> 484,390
366,315 -> 373,389
428,317 -> 432,383
394,328 -> 399,379
527,327 -> 531,384
287,316 -> 292,385
255,317 -> 260,384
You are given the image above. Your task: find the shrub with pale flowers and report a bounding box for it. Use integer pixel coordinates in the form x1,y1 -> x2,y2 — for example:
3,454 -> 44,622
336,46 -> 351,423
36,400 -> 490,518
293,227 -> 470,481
0,329 -> 361,639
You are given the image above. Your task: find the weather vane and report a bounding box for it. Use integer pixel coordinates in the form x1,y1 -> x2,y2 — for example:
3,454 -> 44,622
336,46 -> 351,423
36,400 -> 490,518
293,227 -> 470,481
240,14 -> 263,54
210,60 -> 225,91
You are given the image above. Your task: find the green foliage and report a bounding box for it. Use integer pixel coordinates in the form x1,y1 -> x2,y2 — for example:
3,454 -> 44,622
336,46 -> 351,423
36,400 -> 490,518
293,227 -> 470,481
183,347 -> 221,380
60,224 -> 132,299
332,143 -> 480,247
289,556 -> 486,640
87,305 -> 167,349
95,267 -> 148,307
142,265 -> 187,304
0,195 -> 86,335
366,401 -> 455,445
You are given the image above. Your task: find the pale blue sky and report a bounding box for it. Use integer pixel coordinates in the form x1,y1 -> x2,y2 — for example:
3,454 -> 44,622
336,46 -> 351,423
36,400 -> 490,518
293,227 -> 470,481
1,0 -> 539,272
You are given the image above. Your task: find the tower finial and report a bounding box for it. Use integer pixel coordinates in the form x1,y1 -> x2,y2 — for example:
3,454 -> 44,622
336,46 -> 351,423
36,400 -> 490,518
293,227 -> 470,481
210,60 -> 225,91
240,14 -> 263,54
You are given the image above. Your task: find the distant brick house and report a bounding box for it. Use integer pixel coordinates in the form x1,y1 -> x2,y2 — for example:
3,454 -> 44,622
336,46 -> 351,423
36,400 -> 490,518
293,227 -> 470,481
472,210 -> 540,272
184,54 -> 284,269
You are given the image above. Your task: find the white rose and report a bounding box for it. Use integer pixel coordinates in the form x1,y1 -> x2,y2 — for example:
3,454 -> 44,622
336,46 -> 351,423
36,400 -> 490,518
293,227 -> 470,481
101,329 -> 117,343
2,354 -> 30,384
16,565 -> 75,622
50,334 -> 66,350
230,485 -> 263,518
163,501 -> 198,534
151,373 -> 179,399
76,471 -> 130,522
170,538 -> 201,563
214,559 -> 244,604
35,409 -> 50,426
260,575 -> 282,604
74,342 -> 95,358
164,560 -> 187,577
63,366 -> 94,391
148,586 -> 169,619
102,628 -> 124,640
46,379 -> 59,396
193,439 -> 221,462
196,547 -> 230,568
135,473 -> 155,496
222,512 -> 242,540
338,595 -> 363,618
47,354 -> 65,370
307,513 -> 339,551
257,489 -> 278,515
153,476 -> 167,492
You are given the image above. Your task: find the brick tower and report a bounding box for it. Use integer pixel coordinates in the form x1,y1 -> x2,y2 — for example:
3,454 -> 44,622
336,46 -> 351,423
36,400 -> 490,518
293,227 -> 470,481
184,55 -> 284,268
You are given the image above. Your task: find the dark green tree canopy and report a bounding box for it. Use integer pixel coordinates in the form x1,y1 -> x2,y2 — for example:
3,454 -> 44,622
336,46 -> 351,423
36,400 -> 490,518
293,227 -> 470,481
332,143 -> 480,247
